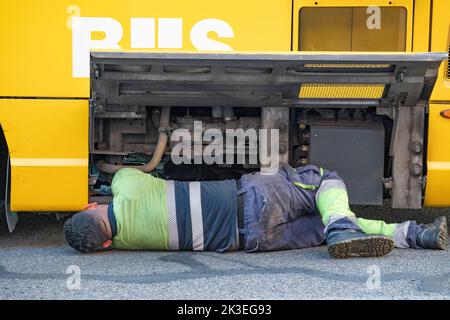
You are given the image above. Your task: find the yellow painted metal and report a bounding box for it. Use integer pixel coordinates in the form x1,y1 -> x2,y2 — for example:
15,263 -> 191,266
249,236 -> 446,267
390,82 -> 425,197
299,84 -> 385,99
298,7 -> 407,51
293,0 -> 414,52
351,7 -> 407,51
412,0 -> 431,52
424,104 -> 450,207
429,0 -> 450,101
0,0 -> 292,98
292,0 -> 450,207
424,0 -> 450,206
0,0 -> 291,212
0,99 -> 89,211
0,0 -> 448,210
298,7 -> 354,51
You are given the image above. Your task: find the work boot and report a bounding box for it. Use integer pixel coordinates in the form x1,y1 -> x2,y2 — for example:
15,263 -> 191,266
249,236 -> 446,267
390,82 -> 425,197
326,229 -> 394,259
416,216 -> 447,250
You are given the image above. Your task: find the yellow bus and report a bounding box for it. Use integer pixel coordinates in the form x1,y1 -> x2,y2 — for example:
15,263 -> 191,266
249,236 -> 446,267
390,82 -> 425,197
0,0 -> 449,231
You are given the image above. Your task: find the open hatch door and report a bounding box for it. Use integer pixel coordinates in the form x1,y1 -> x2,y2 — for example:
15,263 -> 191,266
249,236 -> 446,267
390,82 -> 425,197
90,51 -> 446,208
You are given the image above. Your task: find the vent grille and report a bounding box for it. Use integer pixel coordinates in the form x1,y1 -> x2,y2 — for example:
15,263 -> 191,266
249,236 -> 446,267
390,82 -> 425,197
163,65 -> 211,74
289,64 -> 394,73
104,65 -> 151,72
299,84 -> 385,99
303,63 -> 392,69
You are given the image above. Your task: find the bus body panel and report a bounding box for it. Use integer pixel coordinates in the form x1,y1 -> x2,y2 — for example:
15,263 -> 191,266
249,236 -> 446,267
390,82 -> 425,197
429,0 -> 450,102
0,0 -> 292,98
0,0 -> 291,211
0,0 -> 450,211
425,0 -> 450,206
0,99 -> 88,211
425,103 -> 450,207
292,0 -> 414,52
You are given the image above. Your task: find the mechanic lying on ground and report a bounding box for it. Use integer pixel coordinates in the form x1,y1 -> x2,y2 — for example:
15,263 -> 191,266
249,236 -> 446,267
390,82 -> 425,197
64,165 -> 447,258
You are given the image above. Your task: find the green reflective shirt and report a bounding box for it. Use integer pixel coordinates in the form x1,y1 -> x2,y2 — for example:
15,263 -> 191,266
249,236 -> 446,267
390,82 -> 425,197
110,168 -> 169,250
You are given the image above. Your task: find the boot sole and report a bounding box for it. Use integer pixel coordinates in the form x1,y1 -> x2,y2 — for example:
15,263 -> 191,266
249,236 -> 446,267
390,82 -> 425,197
436,216 -> 447,250
328,236 -> 394,259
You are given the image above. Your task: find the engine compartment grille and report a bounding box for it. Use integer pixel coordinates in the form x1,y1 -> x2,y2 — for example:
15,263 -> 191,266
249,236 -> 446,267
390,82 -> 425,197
299,83 -> 385,99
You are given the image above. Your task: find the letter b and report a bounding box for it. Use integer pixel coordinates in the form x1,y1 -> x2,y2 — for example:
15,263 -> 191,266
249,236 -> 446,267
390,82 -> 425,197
72,17 -> 123,78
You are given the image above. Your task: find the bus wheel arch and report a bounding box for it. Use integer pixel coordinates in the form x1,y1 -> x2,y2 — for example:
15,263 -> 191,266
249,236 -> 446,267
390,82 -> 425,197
0,124 -> 9,232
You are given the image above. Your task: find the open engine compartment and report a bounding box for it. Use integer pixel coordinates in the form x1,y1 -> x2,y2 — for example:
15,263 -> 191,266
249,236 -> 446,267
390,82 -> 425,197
89,52 -> 444,208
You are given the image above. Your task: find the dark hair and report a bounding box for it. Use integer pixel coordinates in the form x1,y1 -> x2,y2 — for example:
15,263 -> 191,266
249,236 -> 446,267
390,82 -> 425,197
64,211 -> 108,253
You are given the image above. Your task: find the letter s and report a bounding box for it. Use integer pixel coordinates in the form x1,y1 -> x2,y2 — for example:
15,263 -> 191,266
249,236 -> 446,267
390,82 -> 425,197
72,17 -> 123,78
190,18 -> 234,51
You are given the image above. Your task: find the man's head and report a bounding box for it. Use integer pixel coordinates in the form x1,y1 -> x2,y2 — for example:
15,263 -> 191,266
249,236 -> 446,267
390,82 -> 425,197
64,204 -> 112,253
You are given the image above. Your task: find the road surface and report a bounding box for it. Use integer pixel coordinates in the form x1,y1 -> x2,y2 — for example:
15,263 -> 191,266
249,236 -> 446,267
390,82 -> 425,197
0,204 -> 449,299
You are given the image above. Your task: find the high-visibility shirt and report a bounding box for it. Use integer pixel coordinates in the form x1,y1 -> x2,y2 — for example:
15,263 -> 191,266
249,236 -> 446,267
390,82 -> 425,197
109,168 -> 238,252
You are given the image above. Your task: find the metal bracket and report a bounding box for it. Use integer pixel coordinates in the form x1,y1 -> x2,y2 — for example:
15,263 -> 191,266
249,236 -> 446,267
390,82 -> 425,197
383,177 -> 393,190
391,107 -> 425,209
377,95 -> 398,119
261,107 -> 289,168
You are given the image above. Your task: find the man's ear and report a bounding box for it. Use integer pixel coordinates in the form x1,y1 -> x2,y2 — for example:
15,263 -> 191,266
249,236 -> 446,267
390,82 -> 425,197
102,240 -> 113,249
84,202 -> 98,211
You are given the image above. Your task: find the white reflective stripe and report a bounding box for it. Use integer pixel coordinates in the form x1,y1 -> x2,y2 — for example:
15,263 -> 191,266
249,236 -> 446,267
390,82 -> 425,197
315,179 -> 347,202
165,180 -> 179,250
323,215 -> 356,233
10,158 -> 88,167
189,182 -> 204,251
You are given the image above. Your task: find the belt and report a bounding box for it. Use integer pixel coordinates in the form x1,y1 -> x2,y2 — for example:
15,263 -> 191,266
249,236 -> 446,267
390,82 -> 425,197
236,179 -> 245,250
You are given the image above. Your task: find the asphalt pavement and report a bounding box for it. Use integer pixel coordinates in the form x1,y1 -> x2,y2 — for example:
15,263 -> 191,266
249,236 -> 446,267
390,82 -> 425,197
0,204 -> 450,300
